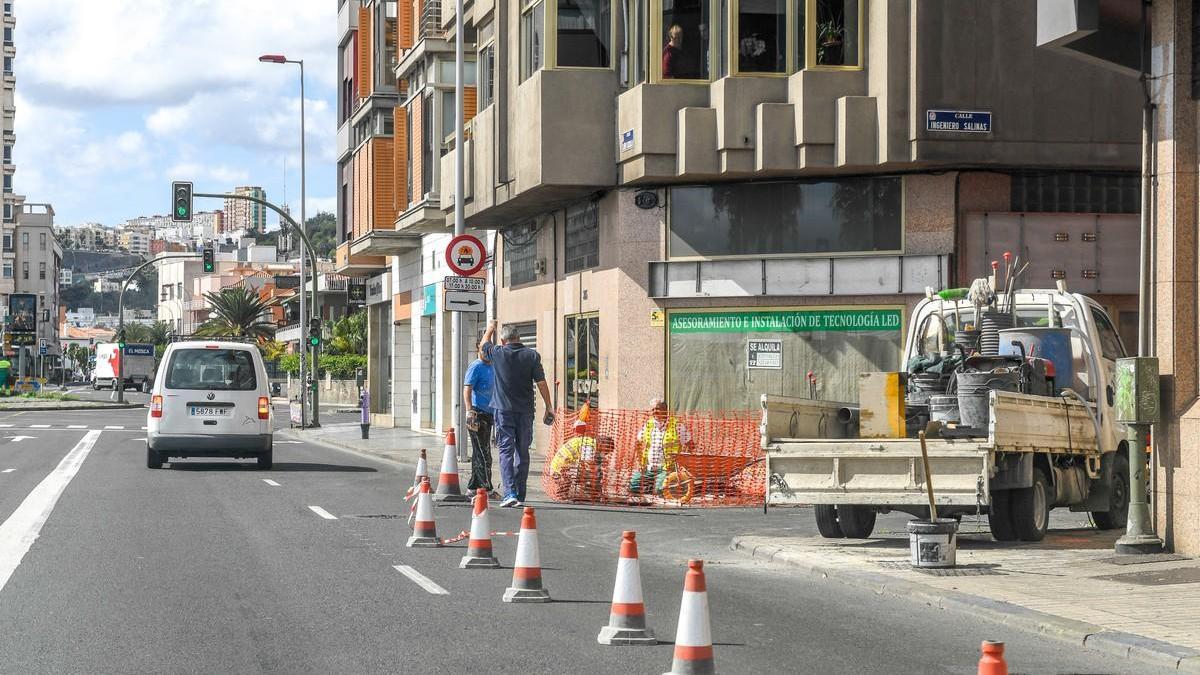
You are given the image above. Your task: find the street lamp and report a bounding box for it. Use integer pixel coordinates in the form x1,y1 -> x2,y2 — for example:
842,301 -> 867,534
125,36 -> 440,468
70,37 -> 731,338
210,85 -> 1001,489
258,53 -> 318,427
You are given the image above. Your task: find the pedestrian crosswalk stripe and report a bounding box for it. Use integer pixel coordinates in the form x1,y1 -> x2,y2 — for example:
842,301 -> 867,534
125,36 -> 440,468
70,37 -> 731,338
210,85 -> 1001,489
29,425 -> 49,428
104,425 -> 124,430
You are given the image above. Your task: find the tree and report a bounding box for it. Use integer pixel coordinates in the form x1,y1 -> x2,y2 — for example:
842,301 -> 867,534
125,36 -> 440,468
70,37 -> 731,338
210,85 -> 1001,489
195,287 -> 276,340
328,310 -> 366,355
260,340 -> 288,362
147,320 -> 173,346
123,323 -> 152,343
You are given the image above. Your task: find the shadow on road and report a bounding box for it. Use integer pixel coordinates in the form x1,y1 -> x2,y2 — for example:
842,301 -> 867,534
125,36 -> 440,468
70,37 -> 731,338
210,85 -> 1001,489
167,462 -> 377,473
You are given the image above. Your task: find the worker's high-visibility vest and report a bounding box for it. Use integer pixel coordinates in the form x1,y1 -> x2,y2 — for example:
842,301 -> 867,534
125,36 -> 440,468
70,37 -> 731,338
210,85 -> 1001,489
640,417 -> 683,470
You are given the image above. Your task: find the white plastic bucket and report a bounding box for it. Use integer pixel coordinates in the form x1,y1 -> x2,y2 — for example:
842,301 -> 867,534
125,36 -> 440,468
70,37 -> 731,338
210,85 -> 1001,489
907,518 -> 958,568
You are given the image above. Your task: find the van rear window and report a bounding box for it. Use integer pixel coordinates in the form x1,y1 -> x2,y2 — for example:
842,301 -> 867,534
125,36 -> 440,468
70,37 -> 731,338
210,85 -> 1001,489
165,349 -> 257,391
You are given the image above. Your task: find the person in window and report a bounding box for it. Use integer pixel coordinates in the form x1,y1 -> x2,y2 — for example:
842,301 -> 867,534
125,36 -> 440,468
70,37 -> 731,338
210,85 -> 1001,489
662,24 -> 690,79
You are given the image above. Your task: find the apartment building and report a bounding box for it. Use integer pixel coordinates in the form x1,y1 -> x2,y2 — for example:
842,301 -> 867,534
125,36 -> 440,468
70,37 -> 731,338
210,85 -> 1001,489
424,0 -> 1142,434
224,186 -> 268,235
14,201 -> 62,367
1,0 -> 15,302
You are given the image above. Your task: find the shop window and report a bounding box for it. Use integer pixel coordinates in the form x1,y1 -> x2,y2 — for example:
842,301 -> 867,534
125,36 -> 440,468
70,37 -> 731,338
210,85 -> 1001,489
669,177 -> 902,258
564,314 -> 600,410
657,0 -> 710,81
521,0 -> 546,81
564,202 -> 600,273
735,0 -> 786,74
504,222 -> 539,286
809,0 -> 859,68
1010,172 -> 1139,214
667,308 -> 903,411
557,0 -> 612,68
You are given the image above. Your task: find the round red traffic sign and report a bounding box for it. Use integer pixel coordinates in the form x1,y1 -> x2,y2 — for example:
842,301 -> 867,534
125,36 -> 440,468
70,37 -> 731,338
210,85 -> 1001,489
445,234 -> 486,276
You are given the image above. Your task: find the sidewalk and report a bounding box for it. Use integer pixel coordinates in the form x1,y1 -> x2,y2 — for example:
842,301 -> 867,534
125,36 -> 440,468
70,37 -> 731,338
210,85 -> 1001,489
733,515 -> 1200,672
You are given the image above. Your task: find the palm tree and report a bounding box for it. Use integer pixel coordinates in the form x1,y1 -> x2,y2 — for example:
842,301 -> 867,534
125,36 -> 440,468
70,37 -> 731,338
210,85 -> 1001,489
147,320 -> 173,346
195,287 -> 276,340
123,322 -> 152,343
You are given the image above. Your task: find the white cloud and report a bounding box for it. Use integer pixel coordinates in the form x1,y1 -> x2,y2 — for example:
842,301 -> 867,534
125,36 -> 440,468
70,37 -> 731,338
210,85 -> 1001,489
307,196 -> 337,216
164,162 -> 251,185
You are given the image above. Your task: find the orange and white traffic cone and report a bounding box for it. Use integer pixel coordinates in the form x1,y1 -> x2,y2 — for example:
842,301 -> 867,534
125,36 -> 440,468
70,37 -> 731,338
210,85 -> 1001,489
663,560 -> 715,675
502,507 -> 550,603
407,448 -> 428,500
406,478 -> 441,548
460,488 -> 500,569
434,428 -> 469,503
598,531 -> 656,646
977,641 -> 1007,675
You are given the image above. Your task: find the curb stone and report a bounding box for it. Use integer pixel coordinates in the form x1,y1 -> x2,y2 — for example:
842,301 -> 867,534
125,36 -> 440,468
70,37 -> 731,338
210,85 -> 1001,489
0,402 -> 143,411
731,535 -> 1200,671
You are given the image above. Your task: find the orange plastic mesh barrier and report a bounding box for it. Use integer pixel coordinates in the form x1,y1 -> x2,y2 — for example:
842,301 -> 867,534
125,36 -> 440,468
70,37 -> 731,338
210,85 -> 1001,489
540,407 -> 764,507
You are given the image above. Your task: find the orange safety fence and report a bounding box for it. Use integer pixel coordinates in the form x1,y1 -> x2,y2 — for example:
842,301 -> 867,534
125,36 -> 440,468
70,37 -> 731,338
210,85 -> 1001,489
540,405 -> 765,507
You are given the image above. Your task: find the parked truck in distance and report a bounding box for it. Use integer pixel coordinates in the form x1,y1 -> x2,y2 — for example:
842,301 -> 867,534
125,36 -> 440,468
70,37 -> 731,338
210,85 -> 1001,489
762,288 -> 1130,543
93,342 -> 155,390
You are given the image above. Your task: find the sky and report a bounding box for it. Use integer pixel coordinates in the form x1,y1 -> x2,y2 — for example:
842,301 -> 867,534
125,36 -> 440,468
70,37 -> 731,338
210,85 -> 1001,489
13,0 -> 338,228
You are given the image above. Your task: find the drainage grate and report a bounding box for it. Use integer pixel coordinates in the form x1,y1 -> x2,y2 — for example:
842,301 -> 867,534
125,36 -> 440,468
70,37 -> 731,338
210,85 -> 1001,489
1097,553 -> 1190,566
877,561 -> 1004,576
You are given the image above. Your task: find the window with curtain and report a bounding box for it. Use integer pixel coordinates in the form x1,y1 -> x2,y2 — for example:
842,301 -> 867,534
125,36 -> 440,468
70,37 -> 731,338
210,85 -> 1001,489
736,0 -> 785,73
521,0 -> 546,81
660,0 -> 710,80
558,0 -> 612,67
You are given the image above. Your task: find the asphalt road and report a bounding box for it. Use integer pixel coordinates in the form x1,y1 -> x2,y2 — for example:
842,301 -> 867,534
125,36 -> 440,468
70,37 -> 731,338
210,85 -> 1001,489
0,405 -> 1172,674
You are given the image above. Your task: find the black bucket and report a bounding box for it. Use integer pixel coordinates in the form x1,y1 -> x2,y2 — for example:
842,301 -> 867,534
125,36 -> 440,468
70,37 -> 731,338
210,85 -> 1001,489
908,372 -> 951,404
978,312 -> 1014,356
955,371 -> 1021,430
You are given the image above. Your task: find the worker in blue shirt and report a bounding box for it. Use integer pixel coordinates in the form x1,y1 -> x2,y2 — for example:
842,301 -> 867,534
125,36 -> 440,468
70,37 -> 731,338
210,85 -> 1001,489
463,348 -> 496,495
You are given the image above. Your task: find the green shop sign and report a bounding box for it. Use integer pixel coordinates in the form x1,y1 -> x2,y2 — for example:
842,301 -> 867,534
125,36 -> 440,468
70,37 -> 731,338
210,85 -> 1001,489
669,309 -> 903,334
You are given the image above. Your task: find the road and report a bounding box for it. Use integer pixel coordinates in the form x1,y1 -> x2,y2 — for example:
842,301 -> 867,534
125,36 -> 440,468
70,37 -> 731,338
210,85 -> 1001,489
0,405 -> 1171,674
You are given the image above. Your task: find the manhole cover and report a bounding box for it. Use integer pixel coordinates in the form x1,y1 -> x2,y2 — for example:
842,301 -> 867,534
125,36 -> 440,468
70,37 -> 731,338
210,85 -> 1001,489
877,561 -> 1003,576
1094,566 -> 1200,585
1098,553 -> 1190,566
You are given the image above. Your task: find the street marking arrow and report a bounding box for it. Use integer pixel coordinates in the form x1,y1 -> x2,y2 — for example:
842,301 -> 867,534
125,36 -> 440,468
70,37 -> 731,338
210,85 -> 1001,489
9,436 -> 35,442
1,469 -> 13,473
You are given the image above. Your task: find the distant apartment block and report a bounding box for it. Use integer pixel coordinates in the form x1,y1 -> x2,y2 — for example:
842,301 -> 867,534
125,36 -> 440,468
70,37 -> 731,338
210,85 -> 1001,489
224,186 -> 267,234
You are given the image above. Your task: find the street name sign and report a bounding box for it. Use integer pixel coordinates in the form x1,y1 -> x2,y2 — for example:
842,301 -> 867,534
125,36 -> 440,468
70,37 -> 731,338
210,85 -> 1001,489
445,291 -> 486,313
444,275 -> 485,292
926,109 -> 992,133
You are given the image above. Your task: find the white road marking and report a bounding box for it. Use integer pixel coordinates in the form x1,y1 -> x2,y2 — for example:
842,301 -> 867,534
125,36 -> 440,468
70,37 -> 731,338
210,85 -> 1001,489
262,479 -> 281,487
308,505 -> 337,520
0,424 -> 12,428
0,430 -> 102,594
1,469 -> 13,473
276,440 -> 302,444
29,425 -> 49,429
140,426 -> 147,430
103,426 -> 123,430
67,425 -> 86,429
9,436 -> 35,443
393,565 -> 449,595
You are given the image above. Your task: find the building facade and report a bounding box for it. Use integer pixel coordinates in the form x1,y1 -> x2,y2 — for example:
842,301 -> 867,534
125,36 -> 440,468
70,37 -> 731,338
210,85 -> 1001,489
14,201 -> 62,368
224,186 -> 268,234
1,0 -> 15,302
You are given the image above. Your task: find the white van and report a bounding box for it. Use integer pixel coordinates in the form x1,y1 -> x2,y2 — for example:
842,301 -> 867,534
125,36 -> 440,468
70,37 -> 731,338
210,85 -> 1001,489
147,340 -> 273,469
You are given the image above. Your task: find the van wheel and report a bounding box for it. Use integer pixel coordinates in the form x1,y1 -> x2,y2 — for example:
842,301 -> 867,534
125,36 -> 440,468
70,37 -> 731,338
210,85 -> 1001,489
257,447 -> 273,470
814,505 -> 844,538
1093,453 -> 1130,530
837,505 -> 877,538
1012,467 -> 1051,542
988,489 -> 1018,541
146,447 -> 163,469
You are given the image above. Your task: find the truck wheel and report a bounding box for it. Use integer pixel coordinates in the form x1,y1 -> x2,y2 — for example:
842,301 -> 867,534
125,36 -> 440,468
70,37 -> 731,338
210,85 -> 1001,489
1092,453 -> 1130,530
1012,467 -> 1051,542
814,505 -> 844,538
837,505 -> 877,538
987,490 -> 1018,541
146,447 -> 163,469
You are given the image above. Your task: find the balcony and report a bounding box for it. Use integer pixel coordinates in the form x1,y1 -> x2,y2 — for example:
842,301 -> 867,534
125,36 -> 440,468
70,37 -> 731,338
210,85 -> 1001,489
276,323 -> 301,344
334,240 -> 388,276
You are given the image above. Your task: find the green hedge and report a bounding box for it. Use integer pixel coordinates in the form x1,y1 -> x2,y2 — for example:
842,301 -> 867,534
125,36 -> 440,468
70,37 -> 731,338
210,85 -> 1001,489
276,353 -> 366,379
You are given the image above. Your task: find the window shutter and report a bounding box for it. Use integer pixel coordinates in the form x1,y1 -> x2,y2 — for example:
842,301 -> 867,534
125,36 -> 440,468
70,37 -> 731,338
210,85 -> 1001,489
357,6 -> 372,98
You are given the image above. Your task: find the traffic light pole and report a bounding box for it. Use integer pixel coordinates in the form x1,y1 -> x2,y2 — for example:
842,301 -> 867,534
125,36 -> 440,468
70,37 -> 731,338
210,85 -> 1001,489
194,192 -> 322,427
116,253 -> 201,404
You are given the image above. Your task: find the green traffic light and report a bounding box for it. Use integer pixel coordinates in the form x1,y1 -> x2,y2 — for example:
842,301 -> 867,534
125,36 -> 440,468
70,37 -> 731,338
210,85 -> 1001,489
176,205 -> 188,217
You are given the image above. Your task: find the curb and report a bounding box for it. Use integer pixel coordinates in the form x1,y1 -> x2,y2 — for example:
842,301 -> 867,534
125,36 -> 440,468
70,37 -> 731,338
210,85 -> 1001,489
0,402 -> 143,411
730,536 -> 1200,672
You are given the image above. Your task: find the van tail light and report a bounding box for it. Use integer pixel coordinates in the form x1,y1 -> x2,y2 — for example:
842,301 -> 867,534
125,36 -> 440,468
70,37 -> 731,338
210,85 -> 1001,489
151,395 -> 163,418
258,396 -> 270,420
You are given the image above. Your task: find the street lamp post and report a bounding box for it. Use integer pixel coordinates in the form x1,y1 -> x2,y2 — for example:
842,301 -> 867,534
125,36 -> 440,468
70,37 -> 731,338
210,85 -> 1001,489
259,54 -> 318,427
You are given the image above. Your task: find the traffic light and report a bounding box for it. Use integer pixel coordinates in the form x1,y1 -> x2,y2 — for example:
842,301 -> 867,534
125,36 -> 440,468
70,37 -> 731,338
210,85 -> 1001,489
116,328 -> 126,349
308,317 -> 321,349
171,181 -> 193,223
202,246 -> 214,273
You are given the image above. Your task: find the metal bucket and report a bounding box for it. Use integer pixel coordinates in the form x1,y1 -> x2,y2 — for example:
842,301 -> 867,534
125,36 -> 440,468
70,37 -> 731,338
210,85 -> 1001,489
955,371 -> 1021,430
907,518 -> 959,568
929,395 -> 960,424
908,372 -> 951,404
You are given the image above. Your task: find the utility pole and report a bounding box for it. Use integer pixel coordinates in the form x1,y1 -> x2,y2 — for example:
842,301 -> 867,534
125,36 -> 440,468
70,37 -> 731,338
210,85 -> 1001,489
452,0 -> 466,458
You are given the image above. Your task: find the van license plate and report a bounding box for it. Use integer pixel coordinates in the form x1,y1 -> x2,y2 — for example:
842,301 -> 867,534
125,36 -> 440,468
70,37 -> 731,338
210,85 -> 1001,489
189,406 -> 231,417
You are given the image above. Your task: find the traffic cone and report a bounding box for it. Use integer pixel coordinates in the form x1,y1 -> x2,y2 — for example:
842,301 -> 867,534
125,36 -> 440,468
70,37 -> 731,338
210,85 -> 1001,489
407,448 -> 428,499
406,478 -> 441,548
598,531 -> 656,646
460,488 -> 500,569
978,641 -> 1007,675
663,560 -> 715,675
434,428 -> 469,503
502,507 -> 551,602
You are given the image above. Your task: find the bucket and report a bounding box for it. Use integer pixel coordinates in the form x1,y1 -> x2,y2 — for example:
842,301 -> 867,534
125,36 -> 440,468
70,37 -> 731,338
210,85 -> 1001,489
929,395 -> 960,424
955,371 -> 1021,430
978,312 -> 1014,356
998,327 -> 1073,393
907,518 -> 958,568
908,372 -> 951,404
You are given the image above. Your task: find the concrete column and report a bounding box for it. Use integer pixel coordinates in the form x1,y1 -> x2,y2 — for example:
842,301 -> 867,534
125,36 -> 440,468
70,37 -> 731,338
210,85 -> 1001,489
1152,0 -> 1200,554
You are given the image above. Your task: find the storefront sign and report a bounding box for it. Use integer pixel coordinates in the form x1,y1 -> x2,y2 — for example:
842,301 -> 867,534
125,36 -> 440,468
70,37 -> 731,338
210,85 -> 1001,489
422,283 -> 437,316
366,271 -> 391,305
669,309 -> 903,334
926,110 -> 992,133
347,278 -> 367,303
747,339 -> 783,369
649,310 -> 665,327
